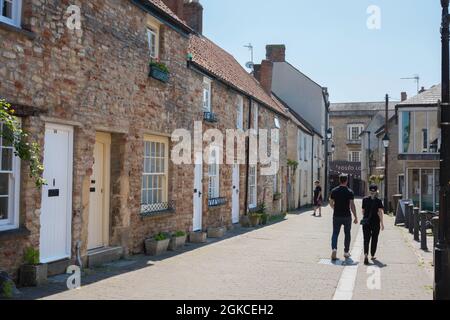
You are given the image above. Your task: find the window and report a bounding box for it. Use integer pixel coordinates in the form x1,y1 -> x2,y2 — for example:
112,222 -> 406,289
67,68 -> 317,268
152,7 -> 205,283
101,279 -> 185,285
407,168 -> 440,212
249,165 -> 257,208
0,0 -> 22,27
297,130 -> 303,161
141,136 -> 169,213
398,174 -> 405,196
237,96 -> 244,130
0,122 -> 21,231
399,109 -> 440,154
329,127 -> 334,139
146,27 -> 159,59
303,136 -> 308,162
273,173 -> 279,194
348,151 -> 361,163
202,77 -> 212,112
253,103 -> 259,131
347,124 -> 364,141
208,149 -> 220,199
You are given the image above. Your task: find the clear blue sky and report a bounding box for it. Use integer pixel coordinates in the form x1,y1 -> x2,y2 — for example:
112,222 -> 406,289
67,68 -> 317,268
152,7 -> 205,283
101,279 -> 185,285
201,0 -> 441,103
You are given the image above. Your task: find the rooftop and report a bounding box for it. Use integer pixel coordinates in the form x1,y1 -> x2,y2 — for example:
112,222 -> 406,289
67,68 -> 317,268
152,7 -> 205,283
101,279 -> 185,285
398,84 -> 441,106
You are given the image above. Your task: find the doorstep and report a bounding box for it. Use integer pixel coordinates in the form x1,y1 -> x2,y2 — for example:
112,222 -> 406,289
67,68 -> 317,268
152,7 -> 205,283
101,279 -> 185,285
87,247 -> 124,268
47,259 -> 72,277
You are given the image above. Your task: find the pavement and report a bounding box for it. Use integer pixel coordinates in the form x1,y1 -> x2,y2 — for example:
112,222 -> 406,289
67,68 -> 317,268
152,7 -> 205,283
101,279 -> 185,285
17,200 -> 433,300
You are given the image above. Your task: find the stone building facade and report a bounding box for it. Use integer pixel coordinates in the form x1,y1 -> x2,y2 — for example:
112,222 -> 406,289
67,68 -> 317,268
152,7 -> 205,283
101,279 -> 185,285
0,0 -> 288,279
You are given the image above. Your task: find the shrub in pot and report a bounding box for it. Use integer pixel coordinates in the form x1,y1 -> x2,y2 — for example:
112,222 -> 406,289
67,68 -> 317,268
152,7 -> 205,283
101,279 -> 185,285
19,247 -> 48,287
249,213 -> 261,227
168,231 -> 187,251
145,233 -> 171,256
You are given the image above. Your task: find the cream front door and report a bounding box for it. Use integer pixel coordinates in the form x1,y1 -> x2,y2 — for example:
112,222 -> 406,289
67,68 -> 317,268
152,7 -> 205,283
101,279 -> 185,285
232,164 -> 240,224
193,152 -> 203,232
88,133 -> 111,250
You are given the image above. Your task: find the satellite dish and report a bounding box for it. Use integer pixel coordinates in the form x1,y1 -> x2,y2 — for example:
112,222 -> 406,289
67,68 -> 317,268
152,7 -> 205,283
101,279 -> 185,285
245,61 -> 254,70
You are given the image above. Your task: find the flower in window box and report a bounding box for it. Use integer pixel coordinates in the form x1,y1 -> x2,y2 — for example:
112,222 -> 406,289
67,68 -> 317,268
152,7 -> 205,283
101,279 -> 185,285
149,60 -> 170,83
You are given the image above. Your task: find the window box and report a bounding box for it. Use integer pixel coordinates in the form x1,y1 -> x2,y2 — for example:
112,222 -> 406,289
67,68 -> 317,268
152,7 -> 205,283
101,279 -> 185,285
204,111 -> 218,123
140,201 -> 175,217
149,64 -> 170,83
273,192 -> 282,201
208,197 -> 227,208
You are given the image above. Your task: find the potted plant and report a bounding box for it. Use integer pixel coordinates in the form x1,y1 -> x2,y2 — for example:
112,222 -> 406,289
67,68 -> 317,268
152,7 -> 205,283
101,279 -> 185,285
207,226 -> 226,238
145,233 -> 171,256
273,192 -> 282,201
19,247 -> 48,287
249,213 -> 261,227
168,231 -> 187,251
149,59 -> 170,83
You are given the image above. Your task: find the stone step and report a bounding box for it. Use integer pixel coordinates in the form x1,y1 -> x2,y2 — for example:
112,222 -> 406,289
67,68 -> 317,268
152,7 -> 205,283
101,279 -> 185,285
47,259 -> 72,277
87,247 -> 124,268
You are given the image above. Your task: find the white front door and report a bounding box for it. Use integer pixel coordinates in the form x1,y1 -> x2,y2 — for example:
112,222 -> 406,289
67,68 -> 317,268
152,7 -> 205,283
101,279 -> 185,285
88,133 -> 111,250
40,124 -> 73,264
193,153 -> 203,232
232,164 -> 240,224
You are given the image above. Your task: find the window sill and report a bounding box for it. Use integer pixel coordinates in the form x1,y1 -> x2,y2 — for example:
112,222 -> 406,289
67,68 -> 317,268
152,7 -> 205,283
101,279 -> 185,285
140,209 -> 175,219
0,227 -> 31,241
398,154 -> 440,161
0,21 -> 36,40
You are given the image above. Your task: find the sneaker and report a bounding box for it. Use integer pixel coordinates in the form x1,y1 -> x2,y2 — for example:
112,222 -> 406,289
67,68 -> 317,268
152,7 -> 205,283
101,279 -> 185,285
344,252 -> 351,259
331,250 -> 338,261
371,256 -> 377,261
364,256 -> 370,265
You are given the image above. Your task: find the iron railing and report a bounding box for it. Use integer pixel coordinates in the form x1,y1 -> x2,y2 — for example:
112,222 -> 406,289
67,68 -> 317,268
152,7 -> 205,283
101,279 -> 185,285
140,201 -> 175,217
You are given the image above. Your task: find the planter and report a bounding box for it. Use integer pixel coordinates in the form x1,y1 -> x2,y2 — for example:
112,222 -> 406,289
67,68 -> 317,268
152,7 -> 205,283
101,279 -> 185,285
189,231 -> 207,244
168,235 -> 187,251
149,65 -> 170,83
240,215 -> 251,228
145,238 -> 170,256
249,215 -> 261,227
207,227 -> 226,239
19,264 -> 48,287
260,214 -> 268,225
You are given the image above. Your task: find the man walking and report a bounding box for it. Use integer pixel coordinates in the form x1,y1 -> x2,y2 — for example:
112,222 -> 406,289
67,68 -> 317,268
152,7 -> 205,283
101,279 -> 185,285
329,174 -> 358,261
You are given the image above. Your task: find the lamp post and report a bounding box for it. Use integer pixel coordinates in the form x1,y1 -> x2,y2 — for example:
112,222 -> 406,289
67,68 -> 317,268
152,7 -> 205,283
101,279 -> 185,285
382,133 -> 390,213
435,0 -> 450,300
325,128 -> 333,199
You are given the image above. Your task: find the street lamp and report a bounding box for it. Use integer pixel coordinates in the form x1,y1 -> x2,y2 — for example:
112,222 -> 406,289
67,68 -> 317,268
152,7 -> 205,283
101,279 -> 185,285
326,128 -> 333,140
435,0 -> 450,300
382,133 -> 390,214
331,144 -> 336,154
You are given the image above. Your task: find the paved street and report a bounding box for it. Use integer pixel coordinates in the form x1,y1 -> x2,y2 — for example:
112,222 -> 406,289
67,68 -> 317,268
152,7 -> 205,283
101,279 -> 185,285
19,200 -> 432,300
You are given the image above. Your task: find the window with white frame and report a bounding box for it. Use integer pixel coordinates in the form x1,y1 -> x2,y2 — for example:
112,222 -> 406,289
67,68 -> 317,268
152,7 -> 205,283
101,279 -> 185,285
208,149 -> 220,199
303,135 -> 308,162
202,77 -> 212,112
0,122 -> 21,231
347,124 -> 364,141
237,96 -> 244,130
146,26 -> 159,59
141,136 -> 169,213
399,109 -> 440,154
348,151 -> 361,163
249,165 -> 257,208
0,0 -> 22,27
297,130 -> 303,161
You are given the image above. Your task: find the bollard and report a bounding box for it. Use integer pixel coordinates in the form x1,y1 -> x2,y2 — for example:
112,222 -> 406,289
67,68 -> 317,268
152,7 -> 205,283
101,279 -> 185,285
404,204 -> 411,229
432,217 -> 439,267
409,205 -> 415,235
413,208 -> 420,241
420,211 -> 428,251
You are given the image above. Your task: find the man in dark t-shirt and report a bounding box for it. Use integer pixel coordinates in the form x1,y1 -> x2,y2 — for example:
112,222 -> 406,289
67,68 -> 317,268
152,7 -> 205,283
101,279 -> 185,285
329,175 -> 358,261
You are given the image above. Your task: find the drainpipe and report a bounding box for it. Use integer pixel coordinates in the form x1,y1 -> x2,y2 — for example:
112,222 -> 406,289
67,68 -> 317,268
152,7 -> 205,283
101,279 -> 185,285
244,97 -> 253,214
311,135 -> 315,205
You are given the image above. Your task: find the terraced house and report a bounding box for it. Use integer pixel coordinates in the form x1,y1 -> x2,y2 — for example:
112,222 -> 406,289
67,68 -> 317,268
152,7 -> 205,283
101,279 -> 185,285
0,0 -> 289,280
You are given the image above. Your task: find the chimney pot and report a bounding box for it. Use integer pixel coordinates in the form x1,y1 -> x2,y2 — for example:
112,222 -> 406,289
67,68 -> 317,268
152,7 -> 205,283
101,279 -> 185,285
401,92 -> 408,102
266,44 -> 286,62
258,60 -> 273,95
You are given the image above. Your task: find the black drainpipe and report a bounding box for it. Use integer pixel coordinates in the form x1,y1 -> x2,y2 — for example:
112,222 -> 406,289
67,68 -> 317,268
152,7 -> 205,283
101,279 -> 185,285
244,98 -> 253,215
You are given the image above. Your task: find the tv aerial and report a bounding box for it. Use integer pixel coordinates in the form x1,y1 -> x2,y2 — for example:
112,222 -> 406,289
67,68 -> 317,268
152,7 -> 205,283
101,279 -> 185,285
244,43 -> 254,71
401,74 -> 420,93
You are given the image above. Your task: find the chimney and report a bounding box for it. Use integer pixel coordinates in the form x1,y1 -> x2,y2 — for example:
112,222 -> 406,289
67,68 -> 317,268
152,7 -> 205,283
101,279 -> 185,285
401,92 -> 408,102
419,86 -> 426,93
266,44 -> 286,62
254,60 -> 273,95
183,0 -> 203,34
162,0 -> 184,18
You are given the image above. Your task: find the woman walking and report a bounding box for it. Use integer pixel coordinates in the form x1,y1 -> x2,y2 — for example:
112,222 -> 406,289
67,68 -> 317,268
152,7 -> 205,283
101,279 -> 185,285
361,185 -> 385,265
